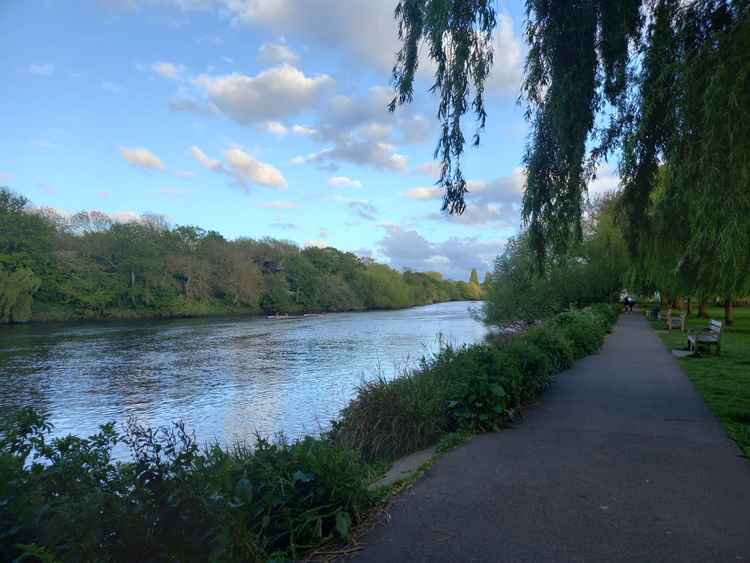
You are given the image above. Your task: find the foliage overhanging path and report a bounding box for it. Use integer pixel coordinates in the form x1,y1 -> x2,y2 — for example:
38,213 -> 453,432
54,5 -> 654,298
352,314 -> 750,562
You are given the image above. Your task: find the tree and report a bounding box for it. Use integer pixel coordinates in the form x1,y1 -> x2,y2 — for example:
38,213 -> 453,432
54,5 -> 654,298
390,0 -> 750,280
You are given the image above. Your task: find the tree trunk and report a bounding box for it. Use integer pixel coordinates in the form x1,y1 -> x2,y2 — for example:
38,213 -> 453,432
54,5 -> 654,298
130,270 -> 135,289
699,298 -> 708,318
724,296 -> 734,326
686,298 -> 691,316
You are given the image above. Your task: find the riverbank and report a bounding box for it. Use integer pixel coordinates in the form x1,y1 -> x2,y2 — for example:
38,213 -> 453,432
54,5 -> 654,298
0,304 -> 618,561
26,296 -> 479,324
650,306 -> 750,456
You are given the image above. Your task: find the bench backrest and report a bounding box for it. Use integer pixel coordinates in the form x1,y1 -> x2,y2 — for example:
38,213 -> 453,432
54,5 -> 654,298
709,320 -> 722,334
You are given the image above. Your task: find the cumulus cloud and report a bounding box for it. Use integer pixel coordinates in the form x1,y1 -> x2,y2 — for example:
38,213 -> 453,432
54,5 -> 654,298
406,168 -> 525,227
190,145 -> 286,189
222,0 -> 400,71
194,65 -> 333,125
190,145 -> 224,172
257,42 -> 299,65
28,63 -> 54,76
120,147 -> 165,170
293,141 -> 407,172
378,225 -> 502,280
225,147 -> 287,188
327,176 -> 361,189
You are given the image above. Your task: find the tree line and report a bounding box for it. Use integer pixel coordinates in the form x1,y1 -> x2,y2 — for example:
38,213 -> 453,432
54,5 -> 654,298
0,188 -> 484,324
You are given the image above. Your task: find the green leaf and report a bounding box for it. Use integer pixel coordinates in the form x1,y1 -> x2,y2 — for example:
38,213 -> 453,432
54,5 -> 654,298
335,511 -> 352,539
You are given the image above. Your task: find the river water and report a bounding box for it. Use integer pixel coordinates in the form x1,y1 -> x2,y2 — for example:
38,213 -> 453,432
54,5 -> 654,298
0,301 -> 486,449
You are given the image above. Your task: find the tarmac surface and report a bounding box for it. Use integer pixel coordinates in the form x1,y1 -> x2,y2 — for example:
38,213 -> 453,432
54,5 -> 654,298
353,313 -> 750,562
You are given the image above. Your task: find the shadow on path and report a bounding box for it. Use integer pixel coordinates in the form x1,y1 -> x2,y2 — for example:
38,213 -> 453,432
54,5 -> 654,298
352,313 -> 750,562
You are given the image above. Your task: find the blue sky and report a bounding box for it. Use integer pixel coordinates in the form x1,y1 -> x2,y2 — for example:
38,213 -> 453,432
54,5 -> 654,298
1,0 -> 616,279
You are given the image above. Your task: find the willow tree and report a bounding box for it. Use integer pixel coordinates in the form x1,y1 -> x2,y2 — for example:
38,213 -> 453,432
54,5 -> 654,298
390,0 -> 750,321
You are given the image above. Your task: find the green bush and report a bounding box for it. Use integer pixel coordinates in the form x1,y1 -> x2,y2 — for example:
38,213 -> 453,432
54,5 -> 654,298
524,324 -> 576,372
505,339 -> 554,402
439,346 -> 523,432
0,409 -> 373,562
554,311 -> 607,359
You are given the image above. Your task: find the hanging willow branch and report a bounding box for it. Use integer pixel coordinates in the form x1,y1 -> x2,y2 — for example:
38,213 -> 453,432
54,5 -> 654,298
389,0 -> 497,215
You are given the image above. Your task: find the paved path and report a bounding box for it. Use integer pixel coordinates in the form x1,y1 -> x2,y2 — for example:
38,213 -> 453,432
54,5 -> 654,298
354,313 -> 750,562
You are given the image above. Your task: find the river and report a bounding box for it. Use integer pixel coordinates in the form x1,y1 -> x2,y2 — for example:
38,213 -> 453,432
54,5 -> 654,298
0,301 -> 486,450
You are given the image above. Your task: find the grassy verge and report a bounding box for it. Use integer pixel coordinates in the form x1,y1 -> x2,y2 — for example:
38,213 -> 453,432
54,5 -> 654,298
0,305 -> 619,562
649,306 -> 750,457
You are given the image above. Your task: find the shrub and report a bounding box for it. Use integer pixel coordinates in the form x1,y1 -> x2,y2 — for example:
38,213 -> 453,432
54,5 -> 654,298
589,303 -> 619,331
439,346 -> 523,432
505,339 -> 554,402
555,311 -> 606,359
0,409 -> 373,562
524,324 -> 576,372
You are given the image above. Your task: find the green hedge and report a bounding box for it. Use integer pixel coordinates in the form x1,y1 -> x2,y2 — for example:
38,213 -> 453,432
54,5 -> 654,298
1,304 -> 619,561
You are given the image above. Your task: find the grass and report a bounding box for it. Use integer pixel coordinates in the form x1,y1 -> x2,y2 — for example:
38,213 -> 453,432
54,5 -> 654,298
649,306 -> 750,457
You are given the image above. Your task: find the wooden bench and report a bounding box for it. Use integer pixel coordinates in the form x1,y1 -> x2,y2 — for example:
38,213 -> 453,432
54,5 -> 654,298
666,309 -> 686,332
687,319 -> 722,355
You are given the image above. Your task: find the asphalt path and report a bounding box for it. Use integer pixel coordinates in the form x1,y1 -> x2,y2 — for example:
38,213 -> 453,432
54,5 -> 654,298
353,313 -> 750,562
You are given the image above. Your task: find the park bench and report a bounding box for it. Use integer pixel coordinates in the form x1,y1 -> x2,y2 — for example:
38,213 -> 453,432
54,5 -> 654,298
687,319 -> 722,355
666,309 -> 687,332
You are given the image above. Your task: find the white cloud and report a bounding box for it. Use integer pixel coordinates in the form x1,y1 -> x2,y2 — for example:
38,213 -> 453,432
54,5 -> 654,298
414,161 -> 442,179
292,124 -> 317,136
257,42 -> 300,65
174,169 -> 196,178
293,141 -> 407,172
120,147 -> 165,170
259,200 -> 297,209
328,176 -> 362,189
194,65 -> 333,125
486,14 -> 524,94
263,121 -> 288,136
318,227 -> 329,239
151,61 -> 185,79
403,186 -> 441,200
190,145 -> 224,172
28,63 -> 54,76
225,147 -> 287,188
378,225 -> 502,280
222,0 -> 400,71
588,162 -> 621,196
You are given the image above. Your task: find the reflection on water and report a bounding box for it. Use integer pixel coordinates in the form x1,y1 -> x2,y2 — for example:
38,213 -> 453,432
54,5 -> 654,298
0,301 -> 486,450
